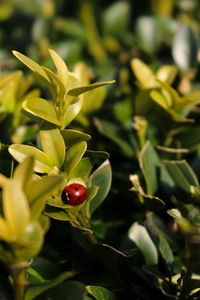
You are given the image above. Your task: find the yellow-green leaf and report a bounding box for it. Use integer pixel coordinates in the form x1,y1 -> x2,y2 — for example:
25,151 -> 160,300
0,71 -> 22,89
40,125 -> 66,168
13,156 -> 34,192
63,141 -> 87,175
62,96 -> 83,128
3,181 -> 30,240
150,90 -> 170,110
63,72 -> 81,113
20,221 -> 44,260
42,66 -> 66,96
9,144 -> 54,173
49,49 -> 68,88
68,80 -> 115,97
12,51 -> 50,83
28,175 -> 64,220
131,58 -> 156,89
22,98 -> 61,126
0,217 -> 10,242
156,65 -> 178,85
60,129 -> 91,148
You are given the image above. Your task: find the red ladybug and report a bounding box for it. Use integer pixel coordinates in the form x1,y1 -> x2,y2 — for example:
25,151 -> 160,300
62,183 -> 88,206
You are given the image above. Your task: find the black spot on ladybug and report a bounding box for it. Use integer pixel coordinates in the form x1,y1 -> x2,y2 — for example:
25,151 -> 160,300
61,190 -> 68,204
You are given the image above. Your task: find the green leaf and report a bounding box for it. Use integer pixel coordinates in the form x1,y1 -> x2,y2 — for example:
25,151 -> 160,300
87,160 -> 112,217
68,157 -> 93,181
20,221 -> 44,261
172,25 -> 198,71
63,141 -> 87,175
139,141 -> 174,195
22,98 -> 61,126
27,256 -> 61,283
40,125 -> 66,168
136,16 -> 160,55
84,186 -> 99,219
165,160 -> 199,193
158,232 -> 174,273
45,206 -> 71,221
25,271 -> 74,300
12,156 -> 34,192
150,90 -> 171,110
86,150 -> 110,160
65,72 -> 80,93
63,80 -> 115,116
68,80 -> 115,98
49,49 -> 68,88
42,66 -> 66,96
9,144 -> 54,173
128,222 -> 158,265
167,209 -> 192,232
37,215 -> 50,234
60,129 -> 91,148
102,1 -> 130,37
86,285 -> 116,300
62,96 -> 83,128
27,175 -> 64,220
12,51 -> 50,83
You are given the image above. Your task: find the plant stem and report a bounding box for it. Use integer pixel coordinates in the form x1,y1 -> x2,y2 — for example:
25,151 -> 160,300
12,269 -> 26,300
83,230 -> 98,245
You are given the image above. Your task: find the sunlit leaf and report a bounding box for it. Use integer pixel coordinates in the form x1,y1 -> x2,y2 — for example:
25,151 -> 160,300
69,157 -> 93,181
12,51 -> 50,83
128,222 -> 158,265
42,66 -> 66,96
0,217 -> 10,242
172,25 -> 198,71
63,141 -> 87,175
49,49 -> 68,88
27,175 -> 64,220
40,125 -> 66,168
20,221 -> 44,261
86,160 -> 112,217
9,144 -> 54,173
12,156 -> 34,192
45,206 -> 71,221
60,129 -> 91,148
156,65 -> 178,85
22,98 -> 61,126
62,96 -> 83,128
3,181 -> 30,240
68,80 -> 115,98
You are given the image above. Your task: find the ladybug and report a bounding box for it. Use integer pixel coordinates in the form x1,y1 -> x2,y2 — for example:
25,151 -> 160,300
62,183 -> 88,206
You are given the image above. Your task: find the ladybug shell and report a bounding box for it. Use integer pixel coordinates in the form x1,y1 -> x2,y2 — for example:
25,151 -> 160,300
63,183 -> 88,206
